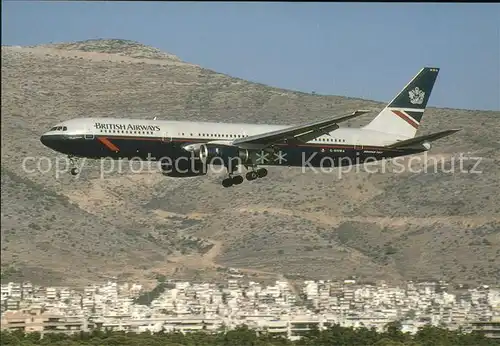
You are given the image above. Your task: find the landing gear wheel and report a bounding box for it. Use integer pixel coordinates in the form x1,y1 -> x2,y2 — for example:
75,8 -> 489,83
222,178 -> 233,188
256,168 -> 268,178
68,155 -> 80,176
245,171 -> 258,181
232,175 -> 244,185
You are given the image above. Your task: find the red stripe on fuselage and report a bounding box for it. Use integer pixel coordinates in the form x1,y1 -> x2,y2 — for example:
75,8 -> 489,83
97,137 -> 120,152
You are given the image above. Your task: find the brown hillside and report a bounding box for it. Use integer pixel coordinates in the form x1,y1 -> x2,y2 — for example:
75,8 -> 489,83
1,39 -> 499,287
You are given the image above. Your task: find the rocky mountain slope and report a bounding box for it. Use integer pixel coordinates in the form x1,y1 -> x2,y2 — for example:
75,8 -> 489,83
1,39 -> 499,287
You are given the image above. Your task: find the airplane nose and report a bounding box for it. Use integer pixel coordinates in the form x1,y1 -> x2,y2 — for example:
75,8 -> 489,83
40,133 -> 70,153
40,134 -> 61,150
40,134 -> 50,147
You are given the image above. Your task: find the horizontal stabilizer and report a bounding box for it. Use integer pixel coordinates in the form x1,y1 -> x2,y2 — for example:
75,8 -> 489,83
386,129 -> 461,149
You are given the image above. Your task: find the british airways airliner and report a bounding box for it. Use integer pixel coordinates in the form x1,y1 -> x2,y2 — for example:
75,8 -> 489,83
40,67 -> 459,187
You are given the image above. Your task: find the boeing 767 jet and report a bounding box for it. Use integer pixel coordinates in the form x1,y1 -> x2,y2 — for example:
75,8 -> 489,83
40,67 -> 459,187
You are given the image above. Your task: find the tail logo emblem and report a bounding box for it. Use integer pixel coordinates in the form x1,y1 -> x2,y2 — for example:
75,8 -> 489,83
409,87 -> 425,105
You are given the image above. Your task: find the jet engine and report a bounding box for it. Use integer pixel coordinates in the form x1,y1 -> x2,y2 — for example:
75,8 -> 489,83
198,143 -> 253,165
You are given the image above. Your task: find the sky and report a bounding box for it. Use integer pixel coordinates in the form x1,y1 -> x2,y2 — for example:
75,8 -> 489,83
2,2 -> 499,111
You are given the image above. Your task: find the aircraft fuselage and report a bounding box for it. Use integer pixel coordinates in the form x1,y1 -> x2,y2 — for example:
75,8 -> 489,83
40,118 -> 423,169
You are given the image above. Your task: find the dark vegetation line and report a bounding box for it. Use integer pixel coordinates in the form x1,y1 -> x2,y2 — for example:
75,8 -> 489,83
1,322 -> 498,346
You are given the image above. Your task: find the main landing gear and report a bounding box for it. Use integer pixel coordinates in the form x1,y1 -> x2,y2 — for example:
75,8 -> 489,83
245,168 -> 267,181
221,167 -> 268,188
222,174 -> 244,188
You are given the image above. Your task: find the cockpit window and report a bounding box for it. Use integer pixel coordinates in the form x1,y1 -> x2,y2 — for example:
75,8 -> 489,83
49,126 -> 68,131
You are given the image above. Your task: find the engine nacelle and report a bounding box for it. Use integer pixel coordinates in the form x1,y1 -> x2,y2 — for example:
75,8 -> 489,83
199,144 -> 252,165
182,143 -> 205,156
160,158 -> 207,177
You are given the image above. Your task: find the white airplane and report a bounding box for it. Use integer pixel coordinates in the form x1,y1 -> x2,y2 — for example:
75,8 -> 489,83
41,67 -> 459,187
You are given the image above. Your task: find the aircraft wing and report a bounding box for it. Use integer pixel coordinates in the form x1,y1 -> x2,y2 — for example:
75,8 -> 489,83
386,129 -> 461,149
231,110 -> 371,149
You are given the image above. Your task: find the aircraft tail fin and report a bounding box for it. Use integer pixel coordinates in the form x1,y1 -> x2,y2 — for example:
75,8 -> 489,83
363,67 -> 440,138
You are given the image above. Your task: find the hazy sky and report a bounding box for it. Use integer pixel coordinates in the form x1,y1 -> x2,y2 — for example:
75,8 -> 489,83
2,2 -> 499,111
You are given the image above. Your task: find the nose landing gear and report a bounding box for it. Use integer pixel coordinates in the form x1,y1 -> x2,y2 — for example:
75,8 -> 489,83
68,156 -> 80,176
